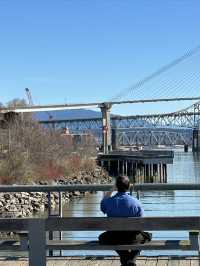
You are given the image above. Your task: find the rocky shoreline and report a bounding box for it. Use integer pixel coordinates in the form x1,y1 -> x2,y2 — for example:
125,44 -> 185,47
0,166 -> 112,218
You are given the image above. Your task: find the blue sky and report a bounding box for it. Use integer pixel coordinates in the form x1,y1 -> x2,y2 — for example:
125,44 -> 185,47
0,0 -> 200,115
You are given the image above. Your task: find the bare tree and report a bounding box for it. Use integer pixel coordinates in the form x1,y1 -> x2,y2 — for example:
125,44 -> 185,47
0,99 -> 97,184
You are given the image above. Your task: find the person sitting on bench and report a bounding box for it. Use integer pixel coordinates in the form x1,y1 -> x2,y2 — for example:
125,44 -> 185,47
99,175 -> 151,266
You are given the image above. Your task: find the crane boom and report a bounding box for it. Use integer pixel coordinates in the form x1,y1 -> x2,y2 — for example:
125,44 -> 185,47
25,88 -> 33,106
25,88 -> 53,119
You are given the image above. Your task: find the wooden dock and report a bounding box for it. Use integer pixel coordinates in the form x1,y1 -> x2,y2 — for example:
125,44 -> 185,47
0,257 -> 199,266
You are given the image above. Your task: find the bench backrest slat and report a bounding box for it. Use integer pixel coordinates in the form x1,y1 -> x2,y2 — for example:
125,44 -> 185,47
45,217 -> 200,231
0,217 -> 199,231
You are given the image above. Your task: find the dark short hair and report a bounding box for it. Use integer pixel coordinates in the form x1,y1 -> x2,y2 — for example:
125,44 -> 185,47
116,175 -> 130,192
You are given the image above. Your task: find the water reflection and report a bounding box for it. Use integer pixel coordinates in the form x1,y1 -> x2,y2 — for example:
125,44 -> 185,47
56,150 -> 200,256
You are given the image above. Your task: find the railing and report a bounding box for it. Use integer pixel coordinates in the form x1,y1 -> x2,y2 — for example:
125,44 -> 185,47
1,183 -> 200,215
1,183 -> 200,220
0,183 -> 200,193
0,183 -> 200,265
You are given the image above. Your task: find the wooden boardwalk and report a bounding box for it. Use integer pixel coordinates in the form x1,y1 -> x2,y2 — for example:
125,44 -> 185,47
0,257 -> 199,266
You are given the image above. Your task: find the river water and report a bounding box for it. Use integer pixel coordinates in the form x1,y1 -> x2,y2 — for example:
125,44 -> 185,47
2,150 -> 200,258
57,150 -> 200,256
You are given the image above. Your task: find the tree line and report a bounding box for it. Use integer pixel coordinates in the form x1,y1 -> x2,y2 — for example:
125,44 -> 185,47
0,99 -> 97,184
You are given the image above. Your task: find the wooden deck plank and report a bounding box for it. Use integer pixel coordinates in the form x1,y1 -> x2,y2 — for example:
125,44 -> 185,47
145,257 -> 157,266
68,258 -> 86,266
86,259 -> 100,266
46,259 -> 64,266
168,258 -> 180,266
47,262 -> 54,266
18,263 -> 28,266
68,259 -> 87,266
111,259 -> 120,266
0,263 -> 24,266
136,258 -> 147,266
97,260 -> 114,265
46,258 -> 70,266
156,257 -> 169,266
191,259 -> 200,266
49,260 -> 66,266
178,258 -> 191,266
0,257 -> 199,265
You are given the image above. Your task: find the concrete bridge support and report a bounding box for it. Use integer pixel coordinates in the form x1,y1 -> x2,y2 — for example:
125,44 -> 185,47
192,128 -> 200,152
112,128 -> 119,151
100,103 -> 112,154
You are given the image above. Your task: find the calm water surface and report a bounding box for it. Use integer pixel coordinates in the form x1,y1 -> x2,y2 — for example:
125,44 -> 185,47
59,150 -> 200,256
2,150 -> 199,257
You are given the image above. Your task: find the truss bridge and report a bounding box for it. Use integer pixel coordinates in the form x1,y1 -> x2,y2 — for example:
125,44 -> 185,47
39,101 -> 200,149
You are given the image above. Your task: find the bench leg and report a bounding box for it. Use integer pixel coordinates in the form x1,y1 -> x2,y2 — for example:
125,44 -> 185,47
190,231 -> 200,266
195,231 -> 200,266
198,233 -> 200,266
28,220 -> 46,266
20,236 -> 28,251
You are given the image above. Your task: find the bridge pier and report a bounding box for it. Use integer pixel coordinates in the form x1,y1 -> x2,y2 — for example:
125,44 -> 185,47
100,103 -> 112,154
192,128 -> 200,152
184,144 -> 189,152
98,157 -> 169,184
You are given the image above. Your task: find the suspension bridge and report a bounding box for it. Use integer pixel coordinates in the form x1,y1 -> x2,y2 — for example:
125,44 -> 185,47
1,45 -> 200,153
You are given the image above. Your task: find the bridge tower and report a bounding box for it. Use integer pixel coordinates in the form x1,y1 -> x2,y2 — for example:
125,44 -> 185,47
192,102 -> 200,152
100,103 -> 112,154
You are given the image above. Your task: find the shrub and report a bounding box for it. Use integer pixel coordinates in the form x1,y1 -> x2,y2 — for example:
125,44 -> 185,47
0,99 -> 97,184
35,161 -> 66,181
0,152 -> 32,184
81,158 -> 96,173
65,154 -> 82,176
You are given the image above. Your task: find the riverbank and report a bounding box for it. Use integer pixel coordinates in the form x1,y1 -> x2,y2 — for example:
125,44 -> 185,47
0,166 -> 112,218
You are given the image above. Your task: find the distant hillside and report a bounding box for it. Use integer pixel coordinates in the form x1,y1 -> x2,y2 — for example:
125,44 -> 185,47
35,109 -> 101,121
34,109 -> 154,128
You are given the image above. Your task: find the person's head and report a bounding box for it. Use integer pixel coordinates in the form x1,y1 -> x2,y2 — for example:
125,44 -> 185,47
116,175 -> 130,192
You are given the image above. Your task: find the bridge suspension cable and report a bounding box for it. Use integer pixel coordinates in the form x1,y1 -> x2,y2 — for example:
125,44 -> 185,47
111,45 -> 200,101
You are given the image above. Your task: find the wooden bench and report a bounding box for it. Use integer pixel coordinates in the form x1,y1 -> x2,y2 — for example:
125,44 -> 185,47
0,217 -> 199,266
46,217 -> 200,253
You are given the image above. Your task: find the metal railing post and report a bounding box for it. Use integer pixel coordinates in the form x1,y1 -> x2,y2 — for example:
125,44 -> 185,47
130,184 -> 133,196
198,232 -> 200,266
59,191 -> 63,257
48,191 -> 63,257
28,219 -> 46,266
136,190 -> 140,200
48,191 -> 53,257
47,192 -> 51,217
